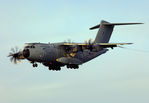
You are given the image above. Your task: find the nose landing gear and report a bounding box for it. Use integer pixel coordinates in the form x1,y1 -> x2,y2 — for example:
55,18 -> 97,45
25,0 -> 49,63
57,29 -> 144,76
31,61 -> 38,67
33,63 -> 38,67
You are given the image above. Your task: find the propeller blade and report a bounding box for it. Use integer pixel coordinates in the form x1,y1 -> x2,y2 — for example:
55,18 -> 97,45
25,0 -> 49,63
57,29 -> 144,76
14,58 -> 17,64
8,46 -> 23,64
10,57 -> 14,62
11,48 -> 15,53
15,46 -> 18,52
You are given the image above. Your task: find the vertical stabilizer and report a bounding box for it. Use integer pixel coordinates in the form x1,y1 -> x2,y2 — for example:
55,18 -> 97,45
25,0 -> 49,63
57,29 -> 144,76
94,20 -> 114,43
90,20 -> 143,43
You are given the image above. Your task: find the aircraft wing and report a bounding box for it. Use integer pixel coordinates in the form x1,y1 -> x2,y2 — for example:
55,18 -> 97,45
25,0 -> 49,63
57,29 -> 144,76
61,42 -> 132,48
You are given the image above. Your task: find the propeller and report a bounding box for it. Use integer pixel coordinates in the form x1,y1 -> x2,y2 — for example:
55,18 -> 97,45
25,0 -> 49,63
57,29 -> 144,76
84,38 -> 94,51
8,46 -> 22,64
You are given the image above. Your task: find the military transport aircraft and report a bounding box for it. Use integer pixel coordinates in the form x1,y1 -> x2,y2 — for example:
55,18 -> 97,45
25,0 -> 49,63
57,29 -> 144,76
8,20 -> 143,71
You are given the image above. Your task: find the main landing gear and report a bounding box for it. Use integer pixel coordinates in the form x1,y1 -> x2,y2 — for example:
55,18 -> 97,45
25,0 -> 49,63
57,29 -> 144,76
67,64 -> 79,69
48,66 -> 61,71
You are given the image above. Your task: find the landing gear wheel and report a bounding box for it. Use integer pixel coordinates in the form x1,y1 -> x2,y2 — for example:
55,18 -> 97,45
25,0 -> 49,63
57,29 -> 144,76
35,64 -> 38,67
33,63 -> 38,67
48,66 -> 61,71
67,64 -> 79,69
55,66 -> 61,71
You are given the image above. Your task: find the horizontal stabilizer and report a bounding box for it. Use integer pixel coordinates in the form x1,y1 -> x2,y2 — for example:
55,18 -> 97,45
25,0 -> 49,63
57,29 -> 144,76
98,43 -> 133,48
90,22 -> 143,30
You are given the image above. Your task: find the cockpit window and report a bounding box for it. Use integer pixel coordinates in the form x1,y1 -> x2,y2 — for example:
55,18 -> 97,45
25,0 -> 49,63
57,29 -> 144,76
25,46 -> 29,48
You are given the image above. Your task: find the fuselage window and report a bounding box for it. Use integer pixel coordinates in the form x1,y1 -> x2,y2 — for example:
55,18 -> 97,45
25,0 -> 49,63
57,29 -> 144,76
31,46 -> 35,48
25,46 -> 35,48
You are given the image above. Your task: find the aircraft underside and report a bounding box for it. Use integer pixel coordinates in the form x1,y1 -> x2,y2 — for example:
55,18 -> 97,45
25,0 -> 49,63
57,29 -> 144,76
29,49 -> 108,71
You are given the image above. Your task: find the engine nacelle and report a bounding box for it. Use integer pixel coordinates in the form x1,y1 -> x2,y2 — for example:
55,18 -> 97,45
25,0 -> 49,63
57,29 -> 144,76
91,44 -> 100,52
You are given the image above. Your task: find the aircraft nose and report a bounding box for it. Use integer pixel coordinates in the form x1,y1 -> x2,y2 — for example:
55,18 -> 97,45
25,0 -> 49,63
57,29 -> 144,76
23,49 -> 30,58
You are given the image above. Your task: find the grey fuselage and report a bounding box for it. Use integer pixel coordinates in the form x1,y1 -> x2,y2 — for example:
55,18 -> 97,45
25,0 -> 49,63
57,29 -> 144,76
24,42 -> 108,67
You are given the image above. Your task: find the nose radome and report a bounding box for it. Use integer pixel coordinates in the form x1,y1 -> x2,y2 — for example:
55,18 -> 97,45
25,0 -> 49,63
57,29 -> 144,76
23,49 -> 30,58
